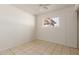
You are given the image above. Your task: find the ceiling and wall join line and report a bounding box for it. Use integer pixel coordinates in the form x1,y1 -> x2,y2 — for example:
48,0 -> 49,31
36,6 -> 77,48
11,4 -> 78,48
0,5 -> 35,50
11,4 -> 75,15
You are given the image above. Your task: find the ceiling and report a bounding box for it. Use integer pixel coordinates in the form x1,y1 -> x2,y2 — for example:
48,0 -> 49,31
11,4 -> 75,15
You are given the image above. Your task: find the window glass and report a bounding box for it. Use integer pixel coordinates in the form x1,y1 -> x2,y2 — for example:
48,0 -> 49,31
43,16 -> 59,27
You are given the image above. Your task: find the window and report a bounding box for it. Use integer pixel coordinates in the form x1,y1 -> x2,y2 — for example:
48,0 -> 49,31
51,16 -> 59,27
43,16 -> 59,27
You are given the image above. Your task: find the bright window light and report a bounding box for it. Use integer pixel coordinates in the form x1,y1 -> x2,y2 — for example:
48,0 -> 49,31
43,16 -> 59,27
52,16 -> 59,27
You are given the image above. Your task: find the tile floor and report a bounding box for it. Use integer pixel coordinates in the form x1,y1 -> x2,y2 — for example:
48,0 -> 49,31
0,39 -> 79,55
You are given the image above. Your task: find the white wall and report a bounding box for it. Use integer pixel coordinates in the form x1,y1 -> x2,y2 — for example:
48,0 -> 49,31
36,7 -> 77,48
0,5 -> 35,50
77,11 -> 79,48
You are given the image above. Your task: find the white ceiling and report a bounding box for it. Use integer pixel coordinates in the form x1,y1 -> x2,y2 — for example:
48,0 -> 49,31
11,4 -> 75,15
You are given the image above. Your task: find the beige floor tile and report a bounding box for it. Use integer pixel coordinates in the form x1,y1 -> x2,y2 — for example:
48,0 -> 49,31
51,45 -> 63,55
62,46 -> 71,55
0,49 -> 13,55
0,39 -> 79,55
70,48 -> 79,55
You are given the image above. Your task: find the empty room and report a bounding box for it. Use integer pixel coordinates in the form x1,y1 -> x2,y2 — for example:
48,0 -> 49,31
0,4 -> 79,55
